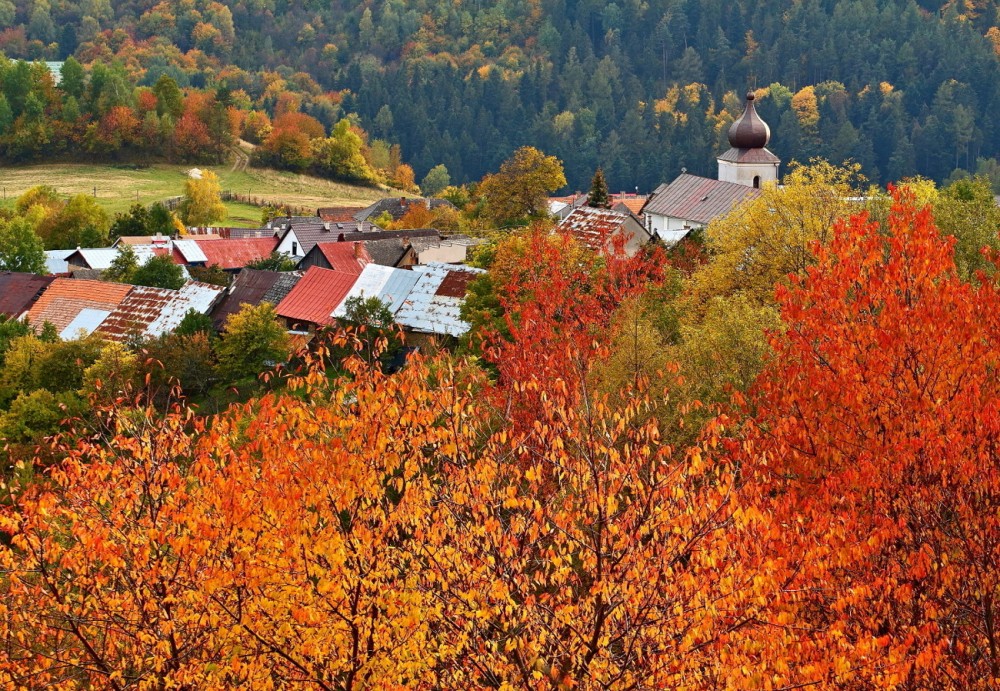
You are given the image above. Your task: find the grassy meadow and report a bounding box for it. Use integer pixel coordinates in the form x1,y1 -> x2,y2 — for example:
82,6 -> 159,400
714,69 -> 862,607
0,163 -> 391,227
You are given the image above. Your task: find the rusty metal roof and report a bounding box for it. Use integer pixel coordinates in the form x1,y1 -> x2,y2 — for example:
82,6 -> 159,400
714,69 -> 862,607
97,285 -> 175,341
642,173 -> 760,226
97,282 -> 225,341
394,263 -> 485,337
556,206 -> 634,252
0,272 -> 54,318
197,238 -> 279,270
276,266 -> 359,328
26,278 -> 133,336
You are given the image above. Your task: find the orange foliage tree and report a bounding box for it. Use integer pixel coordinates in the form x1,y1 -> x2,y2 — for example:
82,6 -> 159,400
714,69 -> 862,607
742,187 -> 1000,688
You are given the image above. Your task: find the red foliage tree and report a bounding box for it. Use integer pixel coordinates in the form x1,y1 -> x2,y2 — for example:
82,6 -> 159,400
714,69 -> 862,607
742,187 -> 1000,687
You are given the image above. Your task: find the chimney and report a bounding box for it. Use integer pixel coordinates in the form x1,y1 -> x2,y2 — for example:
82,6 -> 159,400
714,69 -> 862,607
425,197 -> 431,210
338,232 -> 345,242
323,222 -> 331,231
353,242 -> 361,258
401,235 -> 410,247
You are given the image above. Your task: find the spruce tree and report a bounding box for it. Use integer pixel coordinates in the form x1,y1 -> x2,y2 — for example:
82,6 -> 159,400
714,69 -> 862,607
587,167 -> 610,208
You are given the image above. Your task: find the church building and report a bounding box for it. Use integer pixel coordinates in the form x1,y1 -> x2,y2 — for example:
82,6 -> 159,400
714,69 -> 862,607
641,91 -> 780,244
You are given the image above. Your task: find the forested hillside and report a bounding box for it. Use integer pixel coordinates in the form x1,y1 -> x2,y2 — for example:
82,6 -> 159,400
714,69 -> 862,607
0,0 -> 997,190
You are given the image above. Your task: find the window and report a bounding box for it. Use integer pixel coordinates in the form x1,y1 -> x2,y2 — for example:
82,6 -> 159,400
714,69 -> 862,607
753,175 -> 761,189
292,240 -> 298,255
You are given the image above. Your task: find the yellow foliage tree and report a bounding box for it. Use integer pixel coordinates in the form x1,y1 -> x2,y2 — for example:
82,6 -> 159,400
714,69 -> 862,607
178,170 -> 227,226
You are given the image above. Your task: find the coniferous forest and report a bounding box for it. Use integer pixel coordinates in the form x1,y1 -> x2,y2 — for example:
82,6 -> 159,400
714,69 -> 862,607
0,0 -> 996,190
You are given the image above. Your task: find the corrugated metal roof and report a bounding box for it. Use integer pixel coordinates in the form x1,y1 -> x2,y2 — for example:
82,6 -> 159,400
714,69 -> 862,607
60,308 -> 112,340
26,278 -> 132,335
331,264 -> 420,318
44,249 -> 74,275
642,173 -> 760,226
197,238 -> 279,270
276,266 -> 359,327
172,239 -> 208,263
66,248 -> 119,270
146,282 -> 224,336
394,263 -> 484,337
0,272 -> 54,318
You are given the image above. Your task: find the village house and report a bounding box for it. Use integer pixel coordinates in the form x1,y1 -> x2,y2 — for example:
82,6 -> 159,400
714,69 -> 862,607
0,272 -> 54,319
556,206 -> 652,257
211,269 -> 304,331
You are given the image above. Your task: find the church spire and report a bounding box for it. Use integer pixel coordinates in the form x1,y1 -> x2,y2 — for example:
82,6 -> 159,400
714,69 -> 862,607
728,91 -> 771,150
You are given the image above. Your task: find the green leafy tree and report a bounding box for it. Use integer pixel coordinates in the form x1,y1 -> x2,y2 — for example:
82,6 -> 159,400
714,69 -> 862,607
103,244 -> 139,283
0,218 -> 46,274
341,295 -> 401,364
215,302 -> 290,381
479,146 -> 567,226
420,164 -> 451,196
37,194 -> 111,250
174,309 -> 214,337
60,57 -> 86,100
132,255 -> 185,290
245,252 -> 298,271
153,74 -> 184,119
178,171 -> 227,227
932,175 -> 1000,280
108,204 -> 152,240
586,167 -> 610,208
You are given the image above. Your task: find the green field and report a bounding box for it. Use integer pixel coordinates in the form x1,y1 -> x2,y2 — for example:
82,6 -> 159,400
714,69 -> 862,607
0,163 -> 393,227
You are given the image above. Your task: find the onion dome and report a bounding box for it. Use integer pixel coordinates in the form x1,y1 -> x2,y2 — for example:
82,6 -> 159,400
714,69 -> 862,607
728,91 -> 770,149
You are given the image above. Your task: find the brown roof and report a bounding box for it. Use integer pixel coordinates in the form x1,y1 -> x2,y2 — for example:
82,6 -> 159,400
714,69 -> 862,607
717,147 -> 781,164
25,278 -> 132,335
0,272 -> 54,318
436,270 -> 479,298
556,206 -> 635,252
115,235 -> 171,246
199,238 -> 279,270
212,269 -> 301,330
276,267 -> 358,328
642,173 -> 760,226
317,206 -> 365,222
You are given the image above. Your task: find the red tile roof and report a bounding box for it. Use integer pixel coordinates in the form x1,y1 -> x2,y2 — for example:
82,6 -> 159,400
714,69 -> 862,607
197,238 -> 279,270
276,267 -> 358,328
0,272 -> 54,318
25,278 -> 132,335
315,242 -> 370,274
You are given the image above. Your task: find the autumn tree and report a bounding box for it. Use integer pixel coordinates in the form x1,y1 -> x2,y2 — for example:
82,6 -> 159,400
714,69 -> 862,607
479,146 -> 567,227
178,170 -> 227,227
215,302 -> 290,381
742,187 -> 1000,688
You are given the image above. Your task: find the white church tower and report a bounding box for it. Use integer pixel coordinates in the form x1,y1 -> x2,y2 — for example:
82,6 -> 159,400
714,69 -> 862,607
717,91 -> 780,188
